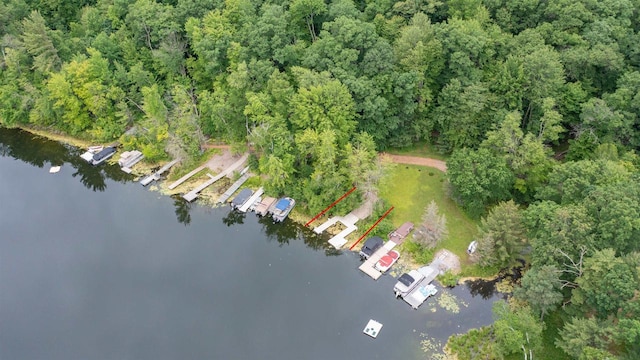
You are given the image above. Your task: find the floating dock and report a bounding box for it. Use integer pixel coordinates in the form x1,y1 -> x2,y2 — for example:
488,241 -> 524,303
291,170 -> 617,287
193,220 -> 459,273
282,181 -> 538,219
119,150 -> 144,173
168,165 -> 205,190
400,265 -> 440,309
140,159 -> 180,186
217,167 -> 250,204
363,319 -> 383,338
238,187 -> 264,212
314,213 -> 359,249
358,241 -> 397,280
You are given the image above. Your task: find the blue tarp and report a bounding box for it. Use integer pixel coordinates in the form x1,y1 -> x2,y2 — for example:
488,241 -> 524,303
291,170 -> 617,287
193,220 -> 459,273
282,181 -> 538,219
275,198 -> 290,211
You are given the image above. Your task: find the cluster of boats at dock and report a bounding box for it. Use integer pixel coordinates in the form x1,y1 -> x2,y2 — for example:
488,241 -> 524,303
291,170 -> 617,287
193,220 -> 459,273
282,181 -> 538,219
79,144 -> 437,328
229,188 -> 296,222
355,222 -> 440,311
79,145 -> 296,223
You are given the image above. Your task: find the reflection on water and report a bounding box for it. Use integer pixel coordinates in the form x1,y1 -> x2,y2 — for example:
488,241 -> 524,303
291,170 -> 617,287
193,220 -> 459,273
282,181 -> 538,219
0,126 -> 506,360
172,195 -> 193,226
0,127 -> 132,192
466,261 -> 525,299
222,207 -> 246,226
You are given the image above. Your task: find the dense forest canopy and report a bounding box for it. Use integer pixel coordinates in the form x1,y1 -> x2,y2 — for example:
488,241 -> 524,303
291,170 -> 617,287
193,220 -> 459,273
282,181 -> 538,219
2,0 -> 640,358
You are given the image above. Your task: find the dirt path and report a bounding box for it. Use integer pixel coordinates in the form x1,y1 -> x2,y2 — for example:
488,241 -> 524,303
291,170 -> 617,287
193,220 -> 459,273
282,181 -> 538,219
380,153 -> 447,172
203,144 -> 447,172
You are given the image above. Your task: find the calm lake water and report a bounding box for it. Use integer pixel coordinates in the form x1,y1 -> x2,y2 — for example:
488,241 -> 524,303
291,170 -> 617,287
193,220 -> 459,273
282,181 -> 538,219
0,128 -> 503,360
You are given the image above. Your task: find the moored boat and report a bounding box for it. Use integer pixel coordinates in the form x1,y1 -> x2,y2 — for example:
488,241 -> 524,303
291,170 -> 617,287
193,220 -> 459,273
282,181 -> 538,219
82,146 -> 116,166
271,197 -> 295,223
374,250 -> 400,273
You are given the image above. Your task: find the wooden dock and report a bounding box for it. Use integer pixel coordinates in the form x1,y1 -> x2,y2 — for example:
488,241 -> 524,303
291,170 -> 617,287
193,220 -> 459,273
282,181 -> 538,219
183,173 -> 217,201
182,155 -> 249,202
358,241 -> 397,280
140,159 -> 180,186
238,187 -> 264,212
168,165 -> 205,190
314,213 -> 359,249
401,266 -> 440,309
217,167 -> 250,204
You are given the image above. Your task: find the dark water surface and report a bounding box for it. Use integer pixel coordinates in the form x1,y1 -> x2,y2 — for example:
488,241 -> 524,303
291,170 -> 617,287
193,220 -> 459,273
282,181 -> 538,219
0,128 -> 502,360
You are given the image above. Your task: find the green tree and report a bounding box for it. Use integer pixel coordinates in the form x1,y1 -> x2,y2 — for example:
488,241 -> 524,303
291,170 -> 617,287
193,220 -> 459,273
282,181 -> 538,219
524,201 -> 595,269
482,111 -> 555,197
413,200 -> 447,249
514,265 -> 563,320
574,249 -> 637,318
289,0 -> 327,42
290,78 -> 356,147
166,84 -> 205,159
20,10 -> 61,74
475,200 -> 527,268
557,317 -> 616,359
493,302 -> 544,359
433,79 -> 497,150
536,159 -> 632,205
447,147 -> 514,217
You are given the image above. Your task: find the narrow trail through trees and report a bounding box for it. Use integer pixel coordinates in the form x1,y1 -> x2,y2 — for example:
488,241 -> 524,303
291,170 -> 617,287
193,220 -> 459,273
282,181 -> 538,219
203,144 -> 448,172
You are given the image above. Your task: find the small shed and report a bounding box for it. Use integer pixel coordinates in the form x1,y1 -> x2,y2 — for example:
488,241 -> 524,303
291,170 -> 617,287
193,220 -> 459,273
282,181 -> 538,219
230,188 -> 253,209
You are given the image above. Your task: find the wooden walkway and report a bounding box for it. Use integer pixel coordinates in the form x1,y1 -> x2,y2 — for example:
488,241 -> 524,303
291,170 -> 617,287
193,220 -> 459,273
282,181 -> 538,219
182,155 -> 249,202
314,213 -> 359,249
216,167 -> 250,204
359,241 -> 397,280
168,165 -> 205,190
140,159 -> 180,186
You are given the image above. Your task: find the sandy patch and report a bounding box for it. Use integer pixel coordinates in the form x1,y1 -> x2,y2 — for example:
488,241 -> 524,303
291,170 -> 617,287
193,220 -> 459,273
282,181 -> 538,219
204,149 -> 245,174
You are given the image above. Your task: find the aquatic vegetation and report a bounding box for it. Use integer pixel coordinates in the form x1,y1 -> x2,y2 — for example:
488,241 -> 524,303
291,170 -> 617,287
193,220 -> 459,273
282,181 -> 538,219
420,334 -> 450,360
437,291 -> 461,313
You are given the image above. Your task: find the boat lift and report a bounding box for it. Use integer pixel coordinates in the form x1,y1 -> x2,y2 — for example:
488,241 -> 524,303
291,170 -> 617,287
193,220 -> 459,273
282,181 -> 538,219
305,186 -> 356,227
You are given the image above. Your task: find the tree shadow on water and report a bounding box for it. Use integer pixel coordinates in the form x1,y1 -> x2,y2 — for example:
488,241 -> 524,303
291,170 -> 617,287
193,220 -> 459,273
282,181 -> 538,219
222,208 -> 245,226
465,279 -> 499,300
172,195 -> 192,226
260,216 -> 297,246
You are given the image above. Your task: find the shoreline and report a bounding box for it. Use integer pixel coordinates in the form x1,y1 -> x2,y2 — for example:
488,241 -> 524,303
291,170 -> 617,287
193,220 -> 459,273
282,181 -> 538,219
5,124 -> 506,359
16,125 -> 344,238
16,125 -> 492,272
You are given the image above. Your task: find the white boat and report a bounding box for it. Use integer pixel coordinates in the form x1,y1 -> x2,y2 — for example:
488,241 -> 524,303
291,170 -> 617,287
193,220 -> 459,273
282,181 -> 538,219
394,269 -> 425,298
395,265 -> 440,309
467,240 -> 478,254
271,197 -> 295,223
86,146 -> 116,166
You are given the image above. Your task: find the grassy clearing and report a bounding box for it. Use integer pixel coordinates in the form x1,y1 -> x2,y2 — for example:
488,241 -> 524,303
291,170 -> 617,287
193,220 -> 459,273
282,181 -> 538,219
385,141 -> 448,161
378,163 -> 478,267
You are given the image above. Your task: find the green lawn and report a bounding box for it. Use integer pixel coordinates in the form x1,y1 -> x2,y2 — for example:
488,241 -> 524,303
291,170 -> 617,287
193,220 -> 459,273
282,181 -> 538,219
378,163 -> 478,266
